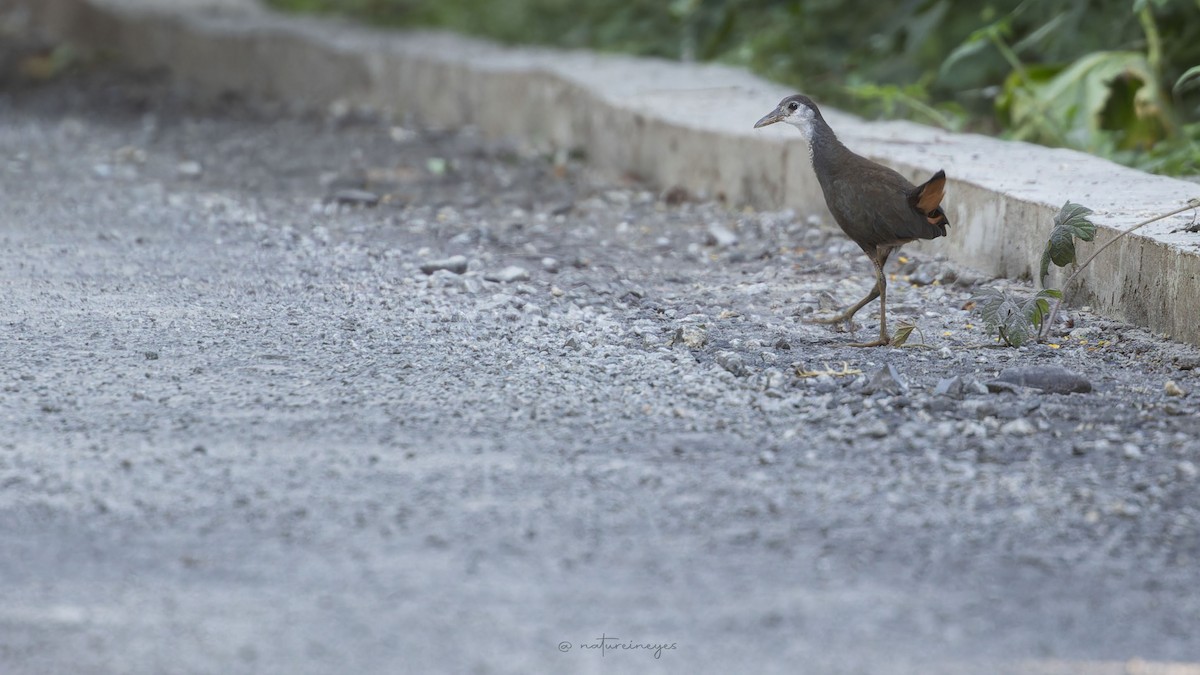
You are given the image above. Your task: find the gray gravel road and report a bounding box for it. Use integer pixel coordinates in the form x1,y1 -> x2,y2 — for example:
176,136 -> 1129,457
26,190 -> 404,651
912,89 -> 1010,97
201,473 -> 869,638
2,70 -> 1200,675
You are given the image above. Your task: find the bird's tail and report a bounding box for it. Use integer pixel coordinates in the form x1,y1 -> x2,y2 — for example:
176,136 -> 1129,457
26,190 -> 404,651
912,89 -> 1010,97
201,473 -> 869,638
909,169 -> 949,234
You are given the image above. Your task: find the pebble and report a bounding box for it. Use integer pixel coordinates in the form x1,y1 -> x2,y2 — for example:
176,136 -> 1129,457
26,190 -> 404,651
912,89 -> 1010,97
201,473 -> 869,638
1164,380 -> 1187,397
861,420 -> 890,438
1122,443 -> 1144,460
484,266 -> 531,283
328,188 -> 380,206
862,364 -> 907,396
706,223 -> 739,248
984,381 -> 1022,394
994,366 -> 1093,394
999,418 -> 1034,436
176,160 -> 203,178
671,326 -> 708,349
1177,461 -> 1198,480
933,375 -> 988,399
716,351 -> 749,377
420,255 -> 469,275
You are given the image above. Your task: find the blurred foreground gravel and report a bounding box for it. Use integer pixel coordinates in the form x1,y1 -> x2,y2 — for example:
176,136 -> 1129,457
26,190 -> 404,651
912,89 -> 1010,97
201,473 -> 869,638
2,70 -> 1199,675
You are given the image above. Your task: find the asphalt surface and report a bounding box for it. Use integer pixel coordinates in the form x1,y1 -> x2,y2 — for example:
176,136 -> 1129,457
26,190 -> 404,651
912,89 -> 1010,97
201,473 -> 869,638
2,69 -> 1200,675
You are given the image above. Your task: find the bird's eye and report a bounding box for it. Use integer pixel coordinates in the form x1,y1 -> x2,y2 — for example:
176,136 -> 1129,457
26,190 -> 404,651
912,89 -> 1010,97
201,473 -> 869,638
787,101 -> 799,112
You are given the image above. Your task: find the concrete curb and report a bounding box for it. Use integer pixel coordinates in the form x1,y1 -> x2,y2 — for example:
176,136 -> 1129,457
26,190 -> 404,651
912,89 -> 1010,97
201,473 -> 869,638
14,0 -> 1200,344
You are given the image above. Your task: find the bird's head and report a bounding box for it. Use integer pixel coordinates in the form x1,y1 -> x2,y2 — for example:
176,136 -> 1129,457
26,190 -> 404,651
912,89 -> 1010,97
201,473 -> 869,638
753,94 -> 822,142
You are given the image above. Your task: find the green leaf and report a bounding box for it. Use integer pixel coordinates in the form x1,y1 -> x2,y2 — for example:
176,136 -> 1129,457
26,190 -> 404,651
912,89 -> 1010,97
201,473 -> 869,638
1039,201 -> 1096,287
939,32 -> 990,80
1025,288 -> 1062,332
973,287 -> 1062,347
1002,50 -> 1173,152
1011,12 -> 1067,55
1174,65 -> 1200,96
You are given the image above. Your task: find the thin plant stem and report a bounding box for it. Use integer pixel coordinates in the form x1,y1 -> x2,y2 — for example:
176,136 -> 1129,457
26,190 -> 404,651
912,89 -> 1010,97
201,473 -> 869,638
1040,198 -> 1200,340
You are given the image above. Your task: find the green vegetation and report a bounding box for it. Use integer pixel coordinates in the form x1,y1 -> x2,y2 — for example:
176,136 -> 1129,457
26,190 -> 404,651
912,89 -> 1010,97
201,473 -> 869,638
268,0 -> 1200,175
974,197 -> 1200,346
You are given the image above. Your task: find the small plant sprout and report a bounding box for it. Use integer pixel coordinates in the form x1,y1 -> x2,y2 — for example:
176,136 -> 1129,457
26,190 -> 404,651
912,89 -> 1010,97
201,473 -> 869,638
972,286 -> 1062,347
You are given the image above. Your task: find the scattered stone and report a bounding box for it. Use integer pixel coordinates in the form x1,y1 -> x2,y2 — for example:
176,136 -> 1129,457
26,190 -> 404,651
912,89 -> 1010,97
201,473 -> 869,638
774,338 -> 791,350
861,420 -> 890,438
1165,380 -> 1187,397
863,364 -> 907,396
933,377 -> 958,398
909,268 -> 936,287
328,188 -> 380,206
1122,444 -> 1144,460
1173,356 -> 1200,371
420,255 -> 469,275
541,257 -> 560,273
937,346 -> 952,359
933,375 -> 988,399
994,366 -> 1092,394
706,222 -> 739,248
661,185 -> 690,205
984,380 -> 1022,394
817,292 -> 840,311
484,266 -> 530,283
144,351 -> 159,360
1177,460 -> 1198,480
176,160 -> 203,178
670,326 -> 707,349
1000,418 -> 1035,436
716,351 -> 749,377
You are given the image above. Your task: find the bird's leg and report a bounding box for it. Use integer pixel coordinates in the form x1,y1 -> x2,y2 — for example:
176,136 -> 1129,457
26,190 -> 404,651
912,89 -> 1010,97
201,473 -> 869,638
810,250 -> 881,328
809,284 -> 879,327
849,250 -> 892,347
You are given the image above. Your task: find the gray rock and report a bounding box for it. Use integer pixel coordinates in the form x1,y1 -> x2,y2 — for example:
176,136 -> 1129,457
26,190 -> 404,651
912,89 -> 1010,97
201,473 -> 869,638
670,325 -> 708,349
909,268 -> 936,287
328,188 -> 380,206
985,380 -> 1023,394
706,223 -> 739,248
1000,418 -> 1035,436
484,266 -> 531,283
861,420 -> 890,438
863,364 -> 907,396
176,160 -> 203,178
420,255 -> 469,275
933,375 -> 988,399
1177,460 -> 1198,480
994,366 -> 1093,394
716,351 -> 749,377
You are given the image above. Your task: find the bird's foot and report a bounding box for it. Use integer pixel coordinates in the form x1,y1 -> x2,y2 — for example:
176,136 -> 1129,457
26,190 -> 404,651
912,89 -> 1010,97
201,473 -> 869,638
848,334 -> 891,348
809,312 -> 858,329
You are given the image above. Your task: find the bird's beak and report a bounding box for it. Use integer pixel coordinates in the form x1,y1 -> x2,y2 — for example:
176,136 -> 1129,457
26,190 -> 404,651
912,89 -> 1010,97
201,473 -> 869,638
754,109 -> 784,129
